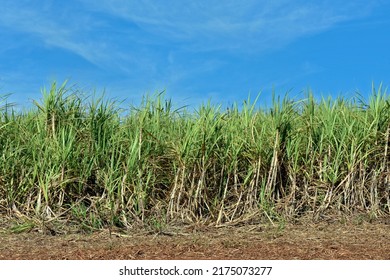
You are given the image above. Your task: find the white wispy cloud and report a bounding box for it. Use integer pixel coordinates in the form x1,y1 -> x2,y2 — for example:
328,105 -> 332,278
80,0 -> 379,53
1,0 -> 379,68
0,1 -> 117,69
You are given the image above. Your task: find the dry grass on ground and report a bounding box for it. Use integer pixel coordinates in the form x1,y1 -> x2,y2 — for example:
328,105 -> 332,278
1,218 -> 389,260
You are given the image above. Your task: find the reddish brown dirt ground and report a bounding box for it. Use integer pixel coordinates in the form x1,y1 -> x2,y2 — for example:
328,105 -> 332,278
1,221 -> 389,260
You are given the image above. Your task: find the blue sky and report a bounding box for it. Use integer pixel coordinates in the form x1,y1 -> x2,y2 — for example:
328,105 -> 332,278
1,0 -> 390,109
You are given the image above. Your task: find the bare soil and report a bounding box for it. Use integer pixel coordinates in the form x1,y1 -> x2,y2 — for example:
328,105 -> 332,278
1,221 -> 389,260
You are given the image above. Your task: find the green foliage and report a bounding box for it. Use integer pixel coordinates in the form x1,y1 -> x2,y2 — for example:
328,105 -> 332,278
0,81 -> 389,229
